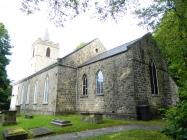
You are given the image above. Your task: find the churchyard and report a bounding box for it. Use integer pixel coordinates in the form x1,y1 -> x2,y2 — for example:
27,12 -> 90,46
0,113 -> 172,140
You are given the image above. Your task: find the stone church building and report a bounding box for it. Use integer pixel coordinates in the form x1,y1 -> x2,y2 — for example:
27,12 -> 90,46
10,33 -> 178,118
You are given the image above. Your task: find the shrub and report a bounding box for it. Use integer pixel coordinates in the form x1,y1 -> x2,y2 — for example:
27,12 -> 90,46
163,101 -> 187,140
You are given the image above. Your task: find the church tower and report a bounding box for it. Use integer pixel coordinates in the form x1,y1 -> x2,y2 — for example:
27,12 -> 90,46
30,29 -> 59,73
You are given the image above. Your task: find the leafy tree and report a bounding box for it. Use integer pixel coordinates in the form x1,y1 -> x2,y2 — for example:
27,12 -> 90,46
136,0 -> 187,32
76,42 -> 86,49
154,9 -> 187,96
20,0 -> 136,26
152,9 -> 187,139
0,23 -> 12,110
140,1 -> 187,139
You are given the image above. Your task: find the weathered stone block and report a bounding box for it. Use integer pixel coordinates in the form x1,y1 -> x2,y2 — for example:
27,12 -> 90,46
1,111 -> 16,125
81,112 -> 103,124
25,114 -> 33,119
3,127 -> 28,140
50,119 -> 72,127
29,127 -> 54,137
15,105 -> 20,116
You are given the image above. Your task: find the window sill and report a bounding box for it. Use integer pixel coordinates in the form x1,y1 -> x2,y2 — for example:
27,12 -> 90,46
43,102 -> 48,105
33,103 -> 37,105
96,94 -> 104,96
80,95 -> 88,98
151,94 -> 160,97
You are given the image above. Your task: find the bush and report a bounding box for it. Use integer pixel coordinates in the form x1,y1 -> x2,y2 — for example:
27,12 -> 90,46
163,101 -> 187,140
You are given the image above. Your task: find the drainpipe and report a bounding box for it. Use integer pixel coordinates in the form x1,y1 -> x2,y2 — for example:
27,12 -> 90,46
75,68 -> 78,112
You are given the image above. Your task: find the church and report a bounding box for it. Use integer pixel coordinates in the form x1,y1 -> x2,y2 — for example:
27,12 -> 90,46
10,33 -> 178,118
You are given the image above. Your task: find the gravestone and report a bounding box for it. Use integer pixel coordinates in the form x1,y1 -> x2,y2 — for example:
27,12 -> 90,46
25,114 -> 33,119
50,119 -> 72,127
1,111 -> 17,125
0,112 -> 2,124
3,127 -> 28,140
15,105 -> 20,116
29,127 -> 54,137
81,112 -> 103,124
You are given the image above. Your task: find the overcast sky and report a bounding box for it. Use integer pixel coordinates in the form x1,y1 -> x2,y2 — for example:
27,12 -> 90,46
0,0 -> 151,82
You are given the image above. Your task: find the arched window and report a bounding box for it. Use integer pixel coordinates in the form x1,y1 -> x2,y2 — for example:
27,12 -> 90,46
33,81 -> 38,104
43,76 -> 49,104
46,47 -> 50,57
150,61 -> 158,95
82,74 -> 88,96
26,84 -> 30,104
96,70 -> 104,95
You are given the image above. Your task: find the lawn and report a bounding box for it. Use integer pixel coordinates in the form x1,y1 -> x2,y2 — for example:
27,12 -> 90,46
81,130 -> 173,140
0,114 -> 165,139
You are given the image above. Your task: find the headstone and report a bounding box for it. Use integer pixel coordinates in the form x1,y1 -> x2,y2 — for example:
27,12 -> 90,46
0,112 -> 2,124
25,114 -> 33,119
3,127 -> 28,140
1,110 -> 17,125
29,127 -> 54,137
81,112 -> 103,124
15,105 -> 20,116
50,119 -> 72,127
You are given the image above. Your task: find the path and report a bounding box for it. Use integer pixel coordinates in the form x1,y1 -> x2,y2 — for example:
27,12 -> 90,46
34,124 -> 162,140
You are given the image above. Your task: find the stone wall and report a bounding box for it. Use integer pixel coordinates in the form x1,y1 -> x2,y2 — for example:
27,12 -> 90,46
60,39 -> 106,67
12,65 -> 59,115
76,34 -> 178,118
77,49 -> 137,117
131,34 -> 178,116
56,65 -> 77,113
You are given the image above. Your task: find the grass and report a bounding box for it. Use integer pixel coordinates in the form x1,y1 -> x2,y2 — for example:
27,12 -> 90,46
0,114 -> 165,140
81,130 -> 173,140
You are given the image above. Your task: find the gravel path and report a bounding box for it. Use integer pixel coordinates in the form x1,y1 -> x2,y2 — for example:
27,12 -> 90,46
34,124 -> 162,140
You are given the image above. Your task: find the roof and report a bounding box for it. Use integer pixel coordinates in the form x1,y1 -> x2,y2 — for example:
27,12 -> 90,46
12,62 -> 76,86
78,33 -> 152,67
80,33 -> 153,67
78,37 -> 141,67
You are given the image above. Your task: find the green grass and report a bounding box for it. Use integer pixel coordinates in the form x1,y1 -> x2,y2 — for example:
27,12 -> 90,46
0,115 -> 165,140
82,130 -> 173,140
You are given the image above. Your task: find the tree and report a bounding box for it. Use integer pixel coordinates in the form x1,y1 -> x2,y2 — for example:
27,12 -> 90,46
0,23 -> 12,110
136,0 -> 187,36
76,42 -> 86,49
21,0 -> 136,26
154,9 -> 187,96
145,1 -> 187,139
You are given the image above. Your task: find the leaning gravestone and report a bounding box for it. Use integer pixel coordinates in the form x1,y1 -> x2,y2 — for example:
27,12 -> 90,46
50,119 -> 72,127
29,127 -> 54,137
1,110 -> 17,125
3,127 -> 28,140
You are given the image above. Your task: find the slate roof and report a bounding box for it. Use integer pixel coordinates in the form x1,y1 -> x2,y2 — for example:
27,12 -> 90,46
78,37 -> 141,67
